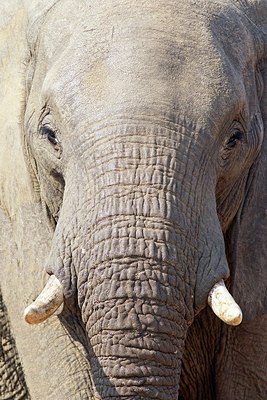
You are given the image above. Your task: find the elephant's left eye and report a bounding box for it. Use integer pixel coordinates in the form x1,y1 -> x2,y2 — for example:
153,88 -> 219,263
40,126 -> 59,146
226,130 -> 243,148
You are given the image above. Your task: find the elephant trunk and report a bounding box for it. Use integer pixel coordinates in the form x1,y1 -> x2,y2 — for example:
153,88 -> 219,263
63,123 -> 199,398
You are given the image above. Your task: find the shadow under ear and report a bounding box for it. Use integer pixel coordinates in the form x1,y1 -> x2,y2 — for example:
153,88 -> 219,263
228,58 -> 267,322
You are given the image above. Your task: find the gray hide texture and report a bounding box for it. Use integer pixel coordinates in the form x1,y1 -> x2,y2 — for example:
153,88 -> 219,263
0,1 -> 266,399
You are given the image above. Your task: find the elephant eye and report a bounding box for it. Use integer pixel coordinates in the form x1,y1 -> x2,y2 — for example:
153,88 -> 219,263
40,126 -> 59,146
226,130 -> 243,148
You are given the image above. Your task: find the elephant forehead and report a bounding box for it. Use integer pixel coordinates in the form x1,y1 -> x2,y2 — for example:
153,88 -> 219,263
38,0 -> 256,128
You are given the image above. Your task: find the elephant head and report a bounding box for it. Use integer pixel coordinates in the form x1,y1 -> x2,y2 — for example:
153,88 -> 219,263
2,0 -> 265,398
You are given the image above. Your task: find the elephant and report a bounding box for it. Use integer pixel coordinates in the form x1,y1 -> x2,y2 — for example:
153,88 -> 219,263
0,0 -> 266,399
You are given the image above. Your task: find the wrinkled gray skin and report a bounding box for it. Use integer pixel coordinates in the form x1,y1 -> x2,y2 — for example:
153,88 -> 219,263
0,0 -> 267,399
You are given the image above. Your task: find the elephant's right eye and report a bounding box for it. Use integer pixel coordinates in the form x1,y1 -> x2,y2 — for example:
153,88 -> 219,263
40,126 -> 60,146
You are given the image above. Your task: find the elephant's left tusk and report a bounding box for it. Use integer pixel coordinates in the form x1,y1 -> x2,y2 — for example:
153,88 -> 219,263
208,280 -> 242,326
24,275 -> 64,324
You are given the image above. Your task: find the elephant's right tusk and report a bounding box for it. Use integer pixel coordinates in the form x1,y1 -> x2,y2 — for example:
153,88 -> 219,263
208,280 -> 242,326
24,275 -> 64,324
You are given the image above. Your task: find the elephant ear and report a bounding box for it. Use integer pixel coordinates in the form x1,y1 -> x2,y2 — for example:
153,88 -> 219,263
0,0 -> 58,215
0,0 -> 33,216
230,1 -> 267,321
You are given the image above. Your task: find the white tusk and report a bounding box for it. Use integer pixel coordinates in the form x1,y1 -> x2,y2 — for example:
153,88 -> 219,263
208,279 -> 242,326
24,275 -> 64,324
